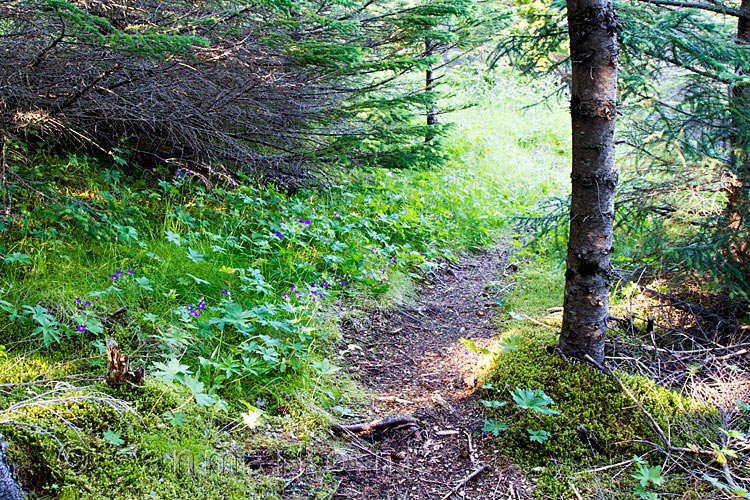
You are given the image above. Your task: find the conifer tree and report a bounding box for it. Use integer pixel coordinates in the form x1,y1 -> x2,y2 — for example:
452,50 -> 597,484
559,0 -> 619,363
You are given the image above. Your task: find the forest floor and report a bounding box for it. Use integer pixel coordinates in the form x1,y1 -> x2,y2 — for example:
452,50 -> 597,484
260,248 -> 536,500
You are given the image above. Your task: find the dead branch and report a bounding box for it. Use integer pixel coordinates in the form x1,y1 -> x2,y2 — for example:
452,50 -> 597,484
331,414 -> 419,435
439,463 -> 491,500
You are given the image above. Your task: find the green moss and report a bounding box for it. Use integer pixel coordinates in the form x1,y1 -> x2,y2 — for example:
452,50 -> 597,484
2,379 -> 279,499
482,325 -> 714,498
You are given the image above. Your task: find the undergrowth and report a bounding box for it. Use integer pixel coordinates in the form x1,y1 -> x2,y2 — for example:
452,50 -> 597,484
478,261 -> 734,499
0,69 -> 572,498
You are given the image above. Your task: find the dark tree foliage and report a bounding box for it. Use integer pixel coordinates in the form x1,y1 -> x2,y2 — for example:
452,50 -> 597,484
0,0 -> 482,189
496,0 -> 750,296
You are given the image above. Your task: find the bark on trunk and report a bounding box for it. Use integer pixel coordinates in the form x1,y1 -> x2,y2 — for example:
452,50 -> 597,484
728,0 -> 750,263
559,0 -> 619,364
425,37 -> 438,143
0,435 -> 24,500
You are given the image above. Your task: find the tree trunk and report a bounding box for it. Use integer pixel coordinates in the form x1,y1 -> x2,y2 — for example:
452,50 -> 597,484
559,0 -> 619,364
425,37 -> 438,143
727,0 -> 750,263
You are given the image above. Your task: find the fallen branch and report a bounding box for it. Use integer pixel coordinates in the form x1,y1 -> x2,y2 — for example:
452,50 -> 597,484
641,288 -> 736,327
440,463 -> 491,500
711,349 -> 748,362
331,414 -> 418,435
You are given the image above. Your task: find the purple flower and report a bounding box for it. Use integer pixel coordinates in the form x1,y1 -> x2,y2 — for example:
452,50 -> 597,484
311,298 -> 316,302
302,220 -> 311,225
77,325 -> 87,332
127,269 -> 134,275
192,311 -> 201,317
283,293 -> 289,299
222,289 -> 229,295
294,290 -> 301,295
85,301 -> 92,307
116,270 -> 124,275
371,247 -> 376,252
75,298 -> 82,304
340,280 -> 345,286
187,304 -> 194,311
111,275 -> 118,280
382,268 -> 386,273
322,281 -> 328,287
379,202 -> 382,206
197,301 -> 205,311
335,212 -> 341,217
274,231 -> 283,239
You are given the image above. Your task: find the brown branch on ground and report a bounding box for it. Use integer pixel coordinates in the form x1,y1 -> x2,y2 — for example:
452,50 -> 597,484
331,414 -> 419,436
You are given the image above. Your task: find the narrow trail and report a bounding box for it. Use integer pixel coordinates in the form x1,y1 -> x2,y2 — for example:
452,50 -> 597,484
326,249 -> 534,500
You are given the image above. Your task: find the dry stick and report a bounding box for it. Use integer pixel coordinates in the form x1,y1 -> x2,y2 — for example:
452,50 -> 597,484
283,470 -> 304,490
567,480 -> 584,500
331,414 -> 418,435
322,478 -> 342,500
711,349 -> 748,362
464,429 -> 476,466
520,314 -> 558,331
439,464 -> 491,500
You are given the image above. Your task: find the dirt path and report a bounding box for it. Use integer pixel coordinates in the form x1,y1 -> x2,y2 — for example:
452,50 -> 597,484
320,249 -> 534,500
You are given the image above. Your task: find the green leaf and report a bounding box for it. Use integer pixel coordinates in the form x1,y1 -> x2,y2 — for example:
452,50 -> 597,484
186,247 -> 206,263
143,312 -> 159,322
527,429 -> 551,443
498,333 -> 523,352
151,357 -> 191,384
4,252 -> 32,265
312,359 -> 341,375
135,276 -> 154,291
633,464 -> 664,487
479,399 -> 506,408
165,231 -> 182,246
186,273 -> 209,285
102,430 -> 124,446
181,374 -> 213,406
481,418 -> 507,436
511,388 -> 559,415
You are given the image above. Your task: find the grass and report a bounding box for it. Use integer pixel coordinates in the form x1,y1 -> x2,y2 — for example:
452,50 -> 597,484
0,67 -> 573,498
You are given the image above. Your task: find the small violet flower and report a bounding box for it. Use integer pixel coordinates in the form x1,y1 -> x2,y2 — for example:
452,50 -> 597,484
75,298 -> 82,304
275,231 -> 283,239
283,293 -> 289,299
77,325 -> 87,332
127,269 -> 134,275
84,301 -> 92,307
222,289 -> 229,295
322,281 -> 328,287
111,275 -> 118,280
197,301 -> 205,311
116,270 -> 124,275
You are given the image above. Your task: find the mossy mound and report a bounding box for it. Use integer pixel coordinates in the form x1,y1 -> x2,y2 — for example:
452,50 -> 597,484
482,326 -> 712,497
1,379 -> 280,500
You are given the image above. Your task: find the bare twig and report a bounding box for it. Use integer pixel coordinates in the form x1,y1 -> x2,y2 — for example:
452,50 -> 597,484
440,464 -> 491,500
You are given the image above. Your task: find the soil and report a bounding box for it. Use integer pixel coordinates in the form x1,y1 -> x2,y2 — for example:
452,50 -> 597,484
278,248 -> 534,500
